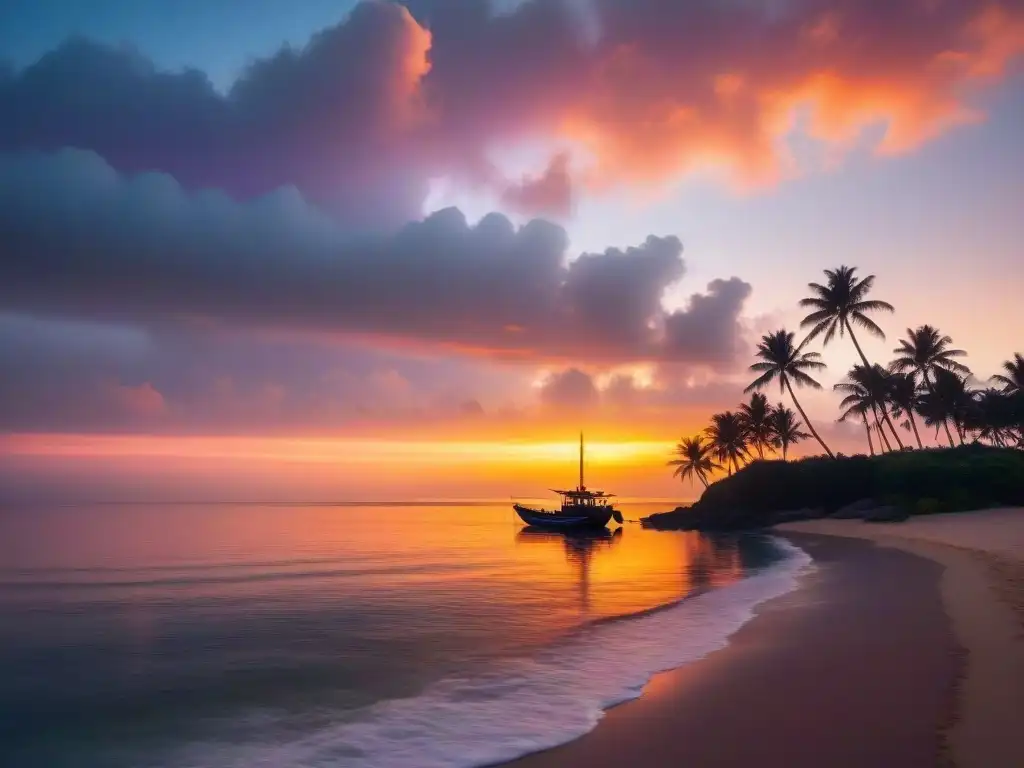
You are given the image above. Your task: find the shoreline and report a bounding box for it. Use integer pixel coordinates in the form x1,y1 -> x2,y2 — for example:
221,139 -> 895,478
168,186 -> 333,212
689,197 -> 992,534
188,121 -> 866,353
504,531 -> 960,768
778,514 -> 1024,767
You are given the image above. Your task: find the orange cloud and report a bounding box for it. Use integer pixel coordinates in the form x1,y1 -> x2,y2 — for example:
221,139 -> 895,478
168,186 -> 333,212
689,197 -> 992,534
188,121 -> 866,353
552,3 -> 1024,190
8,1 -> 1021,221
422,0 -> 1024,196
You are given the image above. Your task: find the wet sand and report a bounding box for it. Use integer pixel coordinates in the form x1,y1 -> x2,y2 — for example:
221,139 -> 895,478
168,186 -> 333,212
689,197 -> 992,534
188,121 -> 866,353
781,511 -> 1024,767
504,533 -> 959,768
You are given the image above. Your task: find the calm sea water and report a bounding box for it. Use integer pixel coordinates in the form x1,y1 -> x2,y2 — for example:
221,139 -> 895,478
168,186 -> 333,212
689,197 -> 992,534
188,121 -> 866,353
0,502 -> 809,768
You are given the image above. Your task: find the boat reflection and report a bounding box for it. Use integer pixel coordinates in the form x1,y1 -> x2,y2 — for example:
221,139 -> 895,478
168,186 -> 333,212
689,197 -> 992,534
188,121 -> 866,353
515,526 -> 623,611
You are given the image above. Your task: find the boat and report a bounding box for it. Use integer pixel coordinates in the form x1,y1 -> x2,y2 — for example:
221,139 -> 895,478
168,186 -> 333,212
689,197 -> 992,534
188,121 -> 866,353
513,433 -> 624,530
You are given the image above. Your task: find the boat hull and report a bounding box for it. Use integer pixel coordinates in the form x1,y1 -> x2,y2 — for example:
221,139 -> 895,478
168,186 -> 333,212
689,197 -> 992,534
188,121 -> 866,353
513,504 -> 614,530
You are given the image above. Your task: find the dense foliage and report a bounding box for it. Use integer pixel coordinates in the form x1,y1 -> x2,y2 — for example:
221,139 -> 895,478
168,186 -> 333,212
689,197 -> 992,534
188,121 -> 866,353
647,446 -> 1024,531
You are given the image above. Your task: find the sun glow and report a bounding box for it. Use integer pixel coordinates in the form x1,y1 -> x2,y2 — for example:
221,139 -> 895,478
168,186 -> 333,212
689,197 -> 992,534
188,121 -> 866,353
0,433 -> 668,465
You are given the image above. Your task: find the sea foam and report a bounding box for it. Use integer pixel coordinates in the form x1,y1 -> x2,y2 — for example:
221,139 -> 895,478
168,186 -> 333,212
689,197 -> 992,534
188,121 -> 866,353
173,538 -> 812,768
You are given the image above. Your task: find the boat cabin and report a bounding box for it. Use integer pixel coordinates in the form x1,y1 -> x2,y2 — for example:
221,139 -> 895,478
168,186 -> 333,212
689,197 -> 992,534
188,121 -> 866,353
553,489 -> 614,511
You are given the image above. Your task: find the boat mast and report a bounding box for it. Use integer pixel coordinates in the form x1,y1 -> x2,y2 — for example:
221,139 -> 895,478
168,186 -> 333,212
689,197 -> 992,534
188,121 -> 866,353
579,431 -> 584,491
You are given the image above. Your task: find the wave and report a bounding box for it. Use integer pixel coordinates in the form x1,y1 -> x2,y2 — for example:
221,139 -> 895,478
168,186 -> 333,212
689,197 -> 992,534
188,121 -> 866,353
168,537 -> 813,768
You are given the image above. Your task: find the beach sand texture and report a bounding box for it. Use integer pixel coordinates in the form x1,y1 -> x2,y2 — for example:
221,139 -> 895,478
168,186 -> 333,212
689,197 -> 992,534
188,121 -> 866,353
507,509 -> 1024,768
780,509 -> 1024,768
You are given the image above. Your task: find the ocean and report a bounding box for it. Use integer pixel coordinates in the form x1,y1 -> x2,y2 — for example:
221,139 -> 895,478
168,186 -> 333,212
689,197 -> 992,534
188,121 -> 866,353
0,501 -> 810,767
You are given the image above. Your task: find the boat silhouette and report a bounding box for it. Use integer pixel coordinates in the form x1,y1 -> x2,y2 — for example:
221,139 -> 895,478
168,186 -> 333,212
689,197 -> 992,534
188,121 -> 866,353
513,433 -> 624,530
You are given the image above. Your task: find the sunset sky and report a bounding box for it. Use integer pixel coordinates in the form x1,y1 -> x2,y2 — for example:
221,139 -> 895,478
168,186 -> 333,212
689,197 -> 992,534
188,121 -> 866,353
1,0 -> 1023,501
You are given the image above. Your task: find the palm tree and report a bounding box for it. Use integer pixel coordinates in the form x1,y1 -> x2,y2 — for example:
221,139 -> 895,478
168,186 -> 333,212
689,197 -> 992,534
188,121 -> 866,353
746,330 -> 835,458
799,265 -> 895,365
887,372 -> 924,449
768,404 -> 812,461
738,392 -> 775,459
916,368 -> 974,445
966,389 -> 1018,448
835,397 -> 876,456
704,412 -> 750,476
990,354 -> 1024,448
668,436 -> 721,489
835,364 -> 904,450
836,381 -> 890,453
890,325 -> 970,447
992,353 -> 1024,394
799,266 -> 898,439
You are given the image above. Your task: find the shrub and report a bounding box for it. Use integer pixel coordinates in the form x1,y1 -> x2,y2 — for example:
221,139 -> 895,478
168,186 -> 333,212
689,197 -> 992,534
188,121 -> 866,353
644,446 -> 1024,531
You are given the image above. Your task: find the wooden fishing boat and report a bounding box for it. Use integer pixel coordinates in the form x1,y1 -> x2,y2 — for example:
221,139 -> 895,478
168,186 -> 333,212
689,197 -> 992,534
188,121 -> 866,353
513,433 -> 624,531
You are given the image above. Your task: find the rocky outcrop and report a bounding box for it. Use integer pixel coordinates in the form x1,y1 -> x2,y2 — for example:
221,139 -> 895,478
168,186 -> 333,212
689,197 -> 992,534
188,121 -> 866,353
829,498 -> 879,519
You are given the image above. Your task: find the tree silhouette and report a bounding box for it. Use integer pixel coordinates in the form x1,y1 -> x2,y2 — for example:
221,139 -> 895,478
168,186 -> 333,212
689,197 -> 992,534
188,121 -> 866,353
887,371 -> 924,449
916,368 -> 974,445
890,325 -> 970,447
992,353 -> 1024,395
746,330 -> 834,458
768,404 -> 811,461
800,266 -> 897,439
800,266 -> 894,359
668,436 -> 721,489
836,377 -> 890,453
966,389 -> 1019,448
738,392 -> 775,459
704,412 -> 750,475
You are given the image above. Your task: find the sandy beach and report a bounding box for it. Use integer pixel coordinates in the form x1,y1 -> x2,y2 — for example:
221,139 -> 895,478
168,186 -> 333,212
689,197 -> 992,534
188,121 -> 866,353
505,509 -> 1024,768
780,510 -> 1024,768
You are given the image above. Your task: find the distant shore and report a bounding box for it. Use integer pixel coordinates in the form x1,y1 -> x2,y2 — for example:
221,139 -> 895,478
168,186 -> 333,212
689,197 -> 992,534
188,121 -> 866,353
504,509 -> 1024,768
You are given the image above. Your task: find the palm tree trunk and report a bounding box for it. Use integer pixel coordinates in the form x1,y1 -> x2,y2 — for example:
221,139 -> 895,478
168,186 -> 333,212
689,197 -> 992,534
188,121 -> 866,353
921,369 -> 956,448
844,319 -> 874,369
783,375 -> 835,458
871,405 -> 893,452
882,407 -> 905,450
907,412 -> 924,449
844,319 -> 905,446
864,419 -> 875,455
782,441 -> 789,461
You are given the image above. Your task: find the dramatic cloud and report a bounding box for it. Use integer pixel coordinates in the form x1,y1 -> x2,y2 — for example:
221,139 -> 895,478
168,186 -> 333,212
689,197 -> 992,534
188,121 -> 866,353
2,0 -> 1021,221
0,149 -> 752,366
0,2 -> 435,229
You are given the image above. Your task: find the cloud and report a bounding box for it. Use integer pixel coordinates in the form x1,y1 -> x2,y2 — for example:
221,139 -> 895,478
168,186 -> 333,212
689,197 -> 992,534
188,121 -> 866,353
663,278 -> 754,364
2,1 -> 1021,221
0,2 -> 435,229
539,368 -> 600,410
501,152 -> 574,219
0,149 -> 751,366
0,312 -> 529,433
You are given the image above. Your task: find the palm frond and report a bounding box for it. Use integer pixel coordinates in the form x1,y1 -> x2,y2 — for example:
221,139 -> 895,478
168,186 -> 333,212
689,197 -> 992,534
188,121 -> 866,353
849,312 -> 886,339
850,299 -> 895,313
789,369 -> 823,389
744,369 -> 778,392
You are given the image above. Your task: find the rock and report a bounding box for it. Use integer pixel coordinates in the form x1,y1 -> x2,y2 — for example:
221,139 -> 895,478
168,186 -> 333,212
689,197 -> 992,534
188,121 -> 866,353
772,507 -> 824,524
829,498 -> 878,519
863,505 -> 909,523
